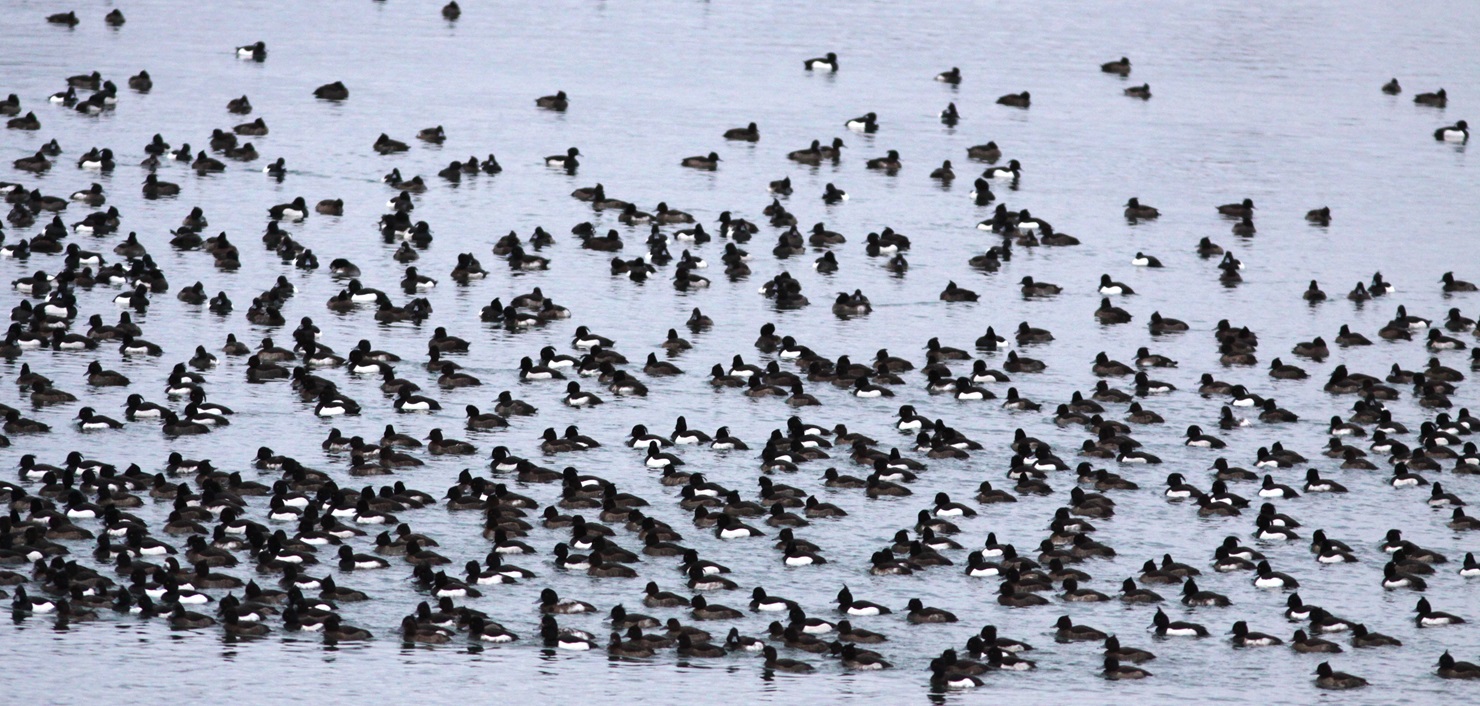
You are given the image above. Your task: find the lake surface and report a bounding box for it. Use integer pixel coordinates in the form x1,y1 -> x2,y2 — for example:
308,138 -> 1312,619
2,0 -> 1478,703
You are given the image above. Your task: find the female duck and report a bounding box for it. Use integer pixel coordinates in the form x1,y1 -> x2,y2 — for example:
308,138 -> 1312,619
1314,662 -> 1367,690
681,152 -> 721,170
724,122 -> 759,141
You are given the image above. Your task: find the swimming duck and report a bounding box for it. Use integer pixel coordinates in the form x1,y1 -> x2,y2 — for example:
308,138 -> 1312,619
997,91 -> 1031,108
680,152 -> 721,170
236,41 -> 267,61
1101,56 -> 1132,74
1435,120 -> 1469,142
1415,88 -> 1448,106
532,89 -> 569,111
1151,608 -> 1208,637
803,52 -> 838,72
966,141 -> 1002,162
723,122 -> 759,141
1314,662 -> 1367,690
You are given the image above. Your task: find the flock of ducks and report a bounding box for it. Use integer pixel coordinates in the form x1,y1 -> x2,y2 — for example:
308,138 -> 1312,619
2,4 -> 1477,696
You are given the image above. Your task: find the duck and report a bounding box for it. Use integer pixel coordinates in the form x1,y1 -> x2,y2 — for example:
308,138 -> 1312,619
762,644 -> 815,674
821,183 -> 848,204
46,10 -> 83,26
723,122 -> 759,141
1415,87 -> 1448,106
1178,578 -> 1229,607
234,117 -> 269,136
1441,271 -> 1478,293
1093,352 -> 1134,377
631,441 -> 681,470
1056,578 -> 1107,602
1383,563 -> 1427,591
934,66 -> 962,84
267,196 -> 307,222
75,407 -> 124,431
1449,506 -> 1480,530
526,88 -> 571,112
82,360 -> 131,387
735,586 -> 793,614
1428,482 -> 1464,508
1437,651 -> 1480,679
927,161 -> 957,185
67,183 -> 107,209
1123,197 -> 1160,220
1251,560 -> 1299,589
966,141 -> 1002,162
822,586 -> 889,618
1102,656 -> 1151,681
1314,662 -> 1367,690
1415,597 -> 1464,626
539,617 -> 594,651
1095,298 -> 1133,324
1120,578 -> 1163,604
141,174 -> 179,199
1100,56 -> 1132,74
929,656 -> 984,689
787,140 -> 825,164
545,147 -> 580,170
1350,624 -> 1401,648
1390,463 -> 1429,488
680,152 -> 720,170
1051,615 -> 1105,642
371,135 -> 411,158
940,281 -> 979,302
1151,609 -> 1208,637
236,41 -> 267,61
997,91 -> 1031,108
1291,629 -> 1342,653
865,149 -> 902,173
803,52 -> 838,72
535,588 -> 594,615
984,159 -> 1022,180
845,112 -> 878,132
1217,198 -> 1254,217
1436,120 -> 1469,142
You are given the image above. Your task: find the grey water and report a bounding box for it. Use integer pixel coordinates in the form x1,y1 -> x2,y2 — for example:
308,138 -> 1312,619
1,0 -> 1478,703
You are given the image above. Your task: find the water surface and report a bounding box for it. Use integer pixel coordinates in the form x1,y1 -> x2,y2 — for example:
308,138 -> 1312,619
2,1 -> 1478,703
